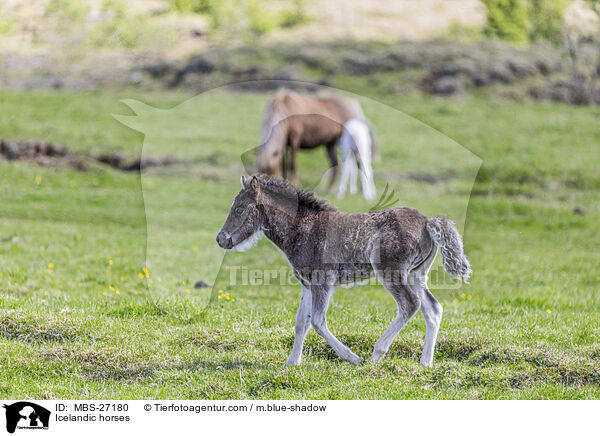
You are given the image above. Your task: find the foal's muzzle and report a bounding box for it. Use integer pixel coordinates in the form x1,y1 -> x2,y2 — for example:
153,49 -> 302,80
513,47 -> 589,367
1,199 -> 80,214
216,231 -> 234,249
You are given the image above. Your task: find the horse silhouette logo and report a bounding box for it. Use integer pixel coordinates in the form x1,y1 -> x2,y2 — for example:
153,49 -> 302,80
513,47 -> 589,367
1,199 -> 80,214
2,402 -> 50,434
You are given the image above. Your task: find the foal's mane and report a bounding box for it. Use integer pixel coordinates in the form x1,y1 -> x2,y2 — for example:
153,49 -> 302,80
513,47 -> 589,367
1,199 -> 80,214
256,175 -> 337,212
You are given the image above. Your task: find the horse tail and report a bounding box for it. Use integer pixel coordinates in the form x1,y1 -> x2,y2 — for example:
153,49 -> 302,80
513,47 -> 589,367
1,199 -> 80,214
426,217 -> 471,283
350,100 -> 379,161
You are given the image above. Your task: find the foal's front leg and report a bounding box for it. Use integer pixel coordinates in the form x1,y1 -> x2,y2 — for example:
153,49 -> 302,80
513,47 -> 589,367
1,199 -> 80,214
310,285 -> 363,364
285,286 -> 312,366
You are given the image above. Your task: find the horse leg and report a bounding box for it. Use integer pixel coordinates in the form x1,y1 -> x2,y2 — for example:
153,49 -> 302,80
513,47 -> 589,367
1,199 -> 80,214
281,145 -> 288,180
415,281 -> 443,366
326,142 -> 339,193
285,285 -> 312,366
289,142 -> 299,186
371,269 -> 421,363
357,149 -> 376,200
336,152 -> 355,199
310,284 -> 363,364
349,153 -> 358,195
408,249 -> 442,366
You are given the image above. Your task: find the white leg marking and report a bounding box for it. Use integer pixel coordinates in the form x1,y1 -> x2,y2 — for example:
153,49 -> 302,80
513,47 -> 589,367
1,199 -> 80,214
285,286 -> 312,366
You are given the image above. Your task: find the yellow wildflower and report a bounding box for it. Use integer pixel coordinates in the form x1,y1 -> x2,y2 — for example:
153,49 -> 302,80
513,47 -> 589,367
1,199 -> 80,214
109,286 -> 114,291
109,259 -> 114,265
454,298 -> 459,304
138,273 -> 144,279
547,309 -> 552,314
186,289 -> 191,294
48,264 -> 54,269
467,295 -> 472,300
35,175 -> 42,185
116,290 -> 120,295
460,293 -> 466,299
103,291 -> 107,296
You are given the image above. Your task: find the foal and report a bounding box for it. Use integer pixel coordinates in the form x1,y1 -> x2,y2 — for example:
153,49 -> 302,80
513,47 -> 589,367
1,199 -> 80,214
337,118 -> 377,201
216,175 -> 471,366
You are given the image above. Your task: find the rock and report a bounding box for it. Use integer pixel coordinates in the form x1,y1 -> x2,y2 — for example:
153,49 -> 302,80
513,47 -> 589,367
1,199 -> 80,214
573,206 -> 585,215
506,59 -> 534,78
194,280 -> 209,288
0,140 -> 18,160
432,75 -> 463,95
343,53 -> 376,75
143,61 -> 175,78
486,63 -> 513,84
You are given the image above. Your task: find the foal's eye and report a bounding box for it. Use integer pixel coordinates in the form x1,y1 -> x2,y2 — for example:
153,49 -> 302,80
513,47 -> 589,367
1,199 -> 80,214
234,207 -> 244,216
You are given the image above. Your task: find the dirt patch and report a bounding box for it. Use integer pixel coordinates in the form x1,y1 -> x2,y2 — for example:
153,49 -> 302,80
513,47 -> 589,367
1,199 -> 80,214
96,152 -> 176,172
0,139 -> 87,171
382,170 -> 457,184
0,139 -> 177,173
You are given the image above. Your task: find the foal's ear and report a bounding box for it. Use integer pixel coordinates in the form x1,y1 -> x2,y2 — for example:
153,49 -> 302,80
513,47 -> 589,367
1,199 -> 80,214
240,175 -> 247,187
249,176 -> 260,195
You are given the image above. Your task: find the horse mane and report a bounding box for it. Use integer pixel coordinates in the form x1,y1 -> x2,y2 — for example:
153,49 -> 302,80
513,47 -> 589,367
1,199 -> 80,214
258,90 -> 290,149
255,174 -> 337,212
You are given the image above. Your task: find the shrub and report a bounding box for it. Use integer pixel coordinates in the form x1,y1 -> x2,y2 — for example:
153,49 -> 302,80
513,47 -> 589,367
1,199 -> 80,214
482,0 -> 530,43
168,0 -> 213,14
482,0 -> 570,43
528,0 -> 568,42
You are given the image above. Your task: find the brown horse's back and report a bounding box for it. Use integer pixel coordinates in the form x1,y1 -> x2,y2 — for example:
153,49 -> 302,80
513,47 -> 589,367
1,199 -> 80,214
256,89 -> 368,183
281,91 -> 362,149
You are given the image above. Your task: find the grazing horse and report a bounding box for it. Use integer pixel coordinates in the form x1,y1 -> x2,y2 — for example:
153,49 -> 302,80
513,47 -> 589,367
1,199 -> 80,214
216,175 -> 471,366
256,89 -> 377,191
337,118 -> 377,200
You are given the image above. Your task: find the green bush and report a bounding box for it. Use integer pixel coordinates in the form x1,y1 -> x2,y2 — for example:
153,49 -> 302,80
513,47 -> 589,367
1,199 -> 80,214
483,0 -> 530,43
483,0 -> 569,43
169,0 -> 309,37
247,0 -> 280,35
280,0 -> 310,28
528,0 -> 568,42
168,0 -> 213,13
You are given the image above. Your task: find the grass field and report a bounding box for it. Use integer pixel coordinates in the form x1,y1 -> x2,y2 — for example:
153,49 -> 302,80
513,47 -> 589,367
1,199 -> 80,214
1,87 -> 599,399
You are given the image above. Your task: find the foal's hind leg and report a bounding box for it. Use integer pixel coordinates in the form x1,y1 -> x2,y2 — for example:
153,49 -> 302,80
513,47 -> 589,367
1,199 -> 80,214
310,285 -> 363,364
285,285 -> 312,366
371,271 -> 421,363
408,270 -> 443,366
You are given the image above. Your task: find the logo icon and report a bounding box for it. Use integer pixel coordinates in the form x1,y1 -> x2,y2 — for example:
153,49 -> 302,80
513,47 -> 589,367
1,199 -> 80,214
3,402 -> 50,434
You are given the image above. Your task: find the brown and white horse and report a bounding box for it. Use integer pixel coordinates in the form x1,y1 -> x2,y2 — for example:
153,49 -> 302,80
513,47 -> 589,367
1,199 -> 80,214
255,89 -> 377,191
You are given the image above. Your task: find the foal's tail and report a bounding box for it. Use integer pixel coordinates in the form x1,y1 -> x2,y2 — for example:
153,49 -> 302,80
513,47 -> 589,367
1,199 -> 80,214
426,217 -> 472,283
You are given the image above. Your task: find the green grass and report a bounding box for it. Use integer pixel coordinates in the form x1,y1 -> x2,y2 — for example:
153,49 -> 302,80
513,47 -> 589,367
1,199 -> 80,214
1,88 -> 599,399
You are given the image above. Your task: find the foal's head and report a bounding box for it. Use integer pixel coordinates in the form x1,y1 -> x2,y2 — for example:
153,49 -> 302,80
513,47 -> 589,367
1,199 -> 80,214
217,175 -> 335,251
216,176 -> 264,251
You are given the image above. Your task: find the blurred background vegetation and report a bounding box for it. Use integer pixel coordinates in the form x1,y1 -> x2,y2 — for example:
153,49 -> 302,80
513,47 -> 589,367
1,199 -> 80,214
1,0 -> 599,104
